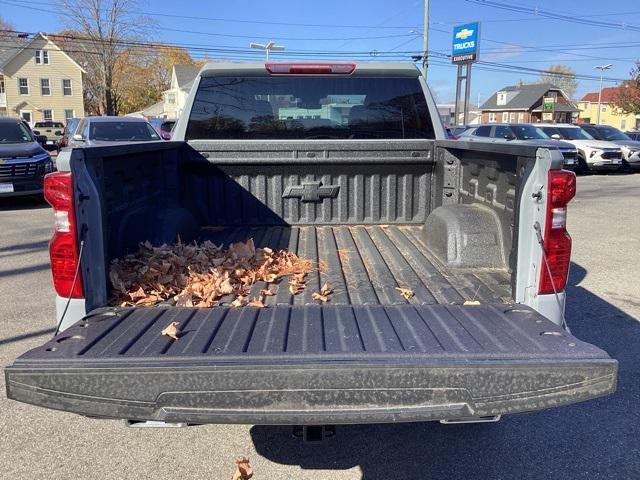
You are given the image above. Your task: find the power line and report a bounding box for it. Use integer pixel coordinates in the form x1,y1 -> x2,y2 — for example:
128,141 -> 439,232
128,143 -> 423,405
465,0 -> 640,32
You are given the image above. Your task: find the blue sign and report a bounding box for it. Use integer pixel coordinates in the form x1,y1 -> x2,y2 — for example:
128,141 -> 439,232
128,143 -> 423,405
452,22 -> 480,64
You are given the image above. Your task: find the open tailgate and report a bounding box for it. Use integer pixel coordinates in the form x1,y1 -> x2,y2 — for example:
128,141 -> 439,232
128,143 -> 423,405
5,305 -> 616,424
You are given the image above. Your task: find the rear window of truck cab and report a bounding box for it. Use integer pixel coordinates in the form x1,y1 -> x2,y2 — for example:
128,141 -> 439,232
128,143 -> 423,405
186,76 -> 435,140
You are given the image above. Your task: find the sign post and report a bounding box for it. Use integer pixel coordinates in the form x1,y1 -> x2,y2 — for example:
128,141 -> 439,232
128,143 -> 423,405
452,22 -> 480,126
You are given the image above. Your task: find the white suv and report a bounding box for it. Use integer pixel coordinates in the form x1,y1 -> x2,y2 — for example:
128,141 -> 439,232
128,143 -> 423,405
538,123 -> 622,173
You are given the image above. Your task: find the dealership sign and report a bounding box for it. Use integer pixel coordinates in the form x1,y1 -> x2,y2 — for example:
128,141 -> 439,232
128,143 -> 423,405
452,22 -> 480,64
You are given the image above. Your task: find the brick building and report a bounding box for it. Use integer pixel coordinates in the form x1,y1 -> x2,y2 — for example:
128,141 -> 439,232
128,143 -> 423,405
480,83 -> 578,124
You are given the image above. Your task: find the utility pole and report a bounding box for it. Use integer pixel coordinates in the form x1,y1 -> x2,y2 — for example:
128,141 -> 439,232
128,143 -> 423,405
595,64 -> 612,125
422,0 -> 429,76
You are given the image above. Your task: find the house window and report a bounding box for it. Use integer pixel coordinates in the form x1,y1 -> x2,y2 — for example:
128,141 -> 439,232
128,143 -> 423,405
166,93 -> 176,104
621,119 -> 626,130
0,78 -> 4,93
18,78 -> 29,95
42,109 -> 53,121
40,78 -> 51,96
601,105 -> 607,112
509,112 -> 516,122
64,109 -> 75,122
518,112 -> 524,122
497,92 -> 507,106
62,79 -> 72,96
502,112 -> 509,123
35,50 -> 49,65
488,112 -> 496,123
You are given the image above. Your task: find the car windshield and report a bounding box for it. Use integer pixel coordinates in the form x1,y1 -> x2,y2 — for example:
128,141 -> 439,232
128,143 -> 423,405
555,127 -> 594,140
65,119 -> 80,135
596,126 -> 631,141
0,122 -> 34,144
186,76 -> 435,140
89,121 -> 160,141
510,125 -> 549,140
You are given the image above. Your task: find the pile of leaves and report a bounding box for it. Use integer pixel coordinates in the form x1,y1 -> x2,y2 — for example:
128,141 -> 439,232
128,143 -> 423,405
110,239 -> 323,308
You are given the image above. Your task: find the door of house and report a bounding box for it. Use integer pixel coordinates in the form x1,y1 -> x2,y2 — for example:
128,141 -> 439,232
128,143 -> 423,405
20,110 -> 32,126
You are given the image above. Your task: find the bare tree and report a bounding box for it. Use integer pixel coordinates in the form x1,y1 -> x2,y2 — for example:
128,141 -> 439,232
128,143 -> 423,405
57,0 -> 153,115
537,64 -> 579,99
0,15 -> 14,39
612,62 -> 640,115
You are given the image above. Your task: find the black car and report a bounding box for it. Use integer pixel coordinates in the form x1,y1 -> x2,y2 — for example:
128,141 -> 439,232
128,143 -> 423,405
0,117 -> 55,197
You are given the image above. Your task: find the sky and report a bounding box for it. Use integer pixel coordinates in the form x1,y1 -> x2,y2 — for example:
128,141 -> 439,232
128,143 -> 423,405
1,0 -> 639,104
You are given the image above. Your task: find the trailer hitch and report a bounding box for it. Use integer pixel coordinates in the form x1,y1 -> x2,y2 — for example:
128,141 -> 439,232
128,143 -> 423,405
292,425 -> 336,442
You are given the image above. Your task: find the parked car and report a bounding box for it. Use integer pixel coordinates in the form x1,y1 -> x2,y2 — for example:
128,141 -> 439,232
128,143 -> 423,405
5,62 -> 616,429
57,118 -> 81,150
69,116 -> 161,146
32,121 -> 65,152
538,123 -> 622,173
579,124 -> 640,171
149,118 -> 177,140
459,123 -> 578,168
444,125 -> 469,139
0,116 -> 54,197
626,131 -> 640,141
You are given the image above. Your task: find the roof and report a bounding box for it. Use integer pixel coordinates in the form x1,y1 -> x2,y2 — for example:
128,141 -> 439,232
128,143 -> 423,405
0,32 -> 86,73
580,87 -> 619,103
0,34 -> 31,70
85,116 -> 150,123
481,83 -> 576,111
174,65 -> 200,88
198,61 -> 421,77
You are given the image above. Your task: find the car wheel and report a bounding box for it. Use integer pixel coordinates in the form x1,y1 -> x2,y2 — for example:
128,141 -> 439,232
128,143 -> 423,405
577,155 -> 591,175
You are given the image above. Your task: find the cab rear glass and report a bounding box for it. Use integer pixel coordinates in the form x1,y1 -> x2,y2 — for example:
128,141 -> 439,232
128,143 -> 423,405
186,76 -> 434,140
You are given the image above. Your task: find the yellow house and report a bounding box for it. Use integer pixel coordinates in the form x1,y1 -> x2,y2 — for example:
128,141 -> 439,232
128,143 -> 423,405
578,87 -> 639,131
0,32 -> 85,126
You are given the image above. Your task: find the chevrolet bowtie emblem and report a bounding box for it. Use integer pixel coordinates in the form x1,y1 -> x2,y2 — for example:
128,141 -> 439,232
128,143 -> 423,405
283,181 -> 340,202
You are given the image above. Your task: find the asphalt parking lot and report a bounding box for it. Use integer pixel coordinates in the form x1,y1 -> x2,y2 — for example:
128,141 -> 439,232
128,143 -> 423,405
0,173 -> 638,480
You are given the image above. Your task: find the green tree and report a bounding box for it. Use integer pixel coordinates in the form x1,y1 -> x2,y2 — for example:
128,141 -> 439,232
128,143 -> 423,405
538,64 -> 578,99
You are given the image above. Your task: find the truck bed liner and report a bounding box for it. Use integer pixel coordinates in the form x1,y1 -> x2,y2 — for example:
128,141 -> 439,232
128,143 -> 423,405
6,305 -> 616,424
197,225 -> 512,306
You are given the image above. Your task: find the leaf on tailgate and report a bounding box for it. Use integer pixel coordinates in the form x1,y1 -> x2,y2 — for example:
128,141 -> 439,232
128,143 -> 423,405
230,296 -> 246,308
247,298 -> 266,308
463,300 -> 481,305
161,321 -> 181,340
396,287 -> 415,300
289,284 -> 304,295
260,288 -> 275,296
312,282 -> 333,303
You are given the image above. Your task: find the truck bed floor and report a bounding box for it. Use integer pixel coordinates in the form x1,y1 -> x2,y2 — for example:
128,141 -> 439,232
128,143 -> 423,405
198,225 -> 512,306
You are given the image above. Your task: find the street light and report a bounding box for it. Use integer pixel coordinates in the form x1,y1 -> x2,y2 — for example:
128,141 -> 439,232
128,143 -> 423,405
595,64 -> 612,125
250,41 -> 285,61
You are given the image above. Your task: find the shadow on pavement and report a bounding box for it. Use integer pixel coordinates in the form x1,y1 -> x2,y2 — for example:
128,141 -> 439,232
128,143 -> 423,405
0,195 -> 49,211
0,327 -> 56,347
0,263 -> 50,278
250,262 -> 639,480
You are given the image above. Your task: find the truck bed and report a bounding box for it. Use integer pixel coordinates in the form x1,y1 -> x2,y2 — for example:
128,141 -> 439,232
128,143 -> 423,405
198,225 -> 512,306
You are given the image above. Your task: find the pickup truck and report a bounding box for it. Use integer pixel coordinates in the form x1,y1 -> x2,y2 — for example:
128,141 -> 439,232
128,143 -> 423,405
5,62 -> 617,428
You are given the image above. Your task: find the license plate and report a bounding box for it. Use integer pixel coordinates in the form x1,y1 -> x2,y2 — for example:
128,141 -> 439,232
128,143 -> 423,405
0,183 -> 14,193
46,140 -> 54,145
565,159 -> 575,165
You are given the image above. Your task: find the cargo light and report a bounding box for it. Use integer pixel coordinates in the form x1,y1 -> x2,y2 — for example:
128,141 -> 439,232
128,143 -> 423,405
44,172 -> 84,298
265,63 -> 356,75
539,169 -> 576,295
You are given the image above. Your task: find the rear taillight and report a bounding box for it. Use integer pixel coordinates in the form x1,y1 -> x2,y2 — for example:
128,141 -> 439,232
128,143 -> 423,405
539,169 -> 576,295
44,172 -> 84,298
265,63 -> 356,75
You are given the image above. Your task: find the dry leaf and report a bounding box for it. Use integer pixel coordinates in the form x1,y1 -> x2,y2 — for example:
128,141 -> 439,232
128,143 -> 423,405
289,284 -> 304,295
247,298 -> 266,308
463,300 -> 481,305
260,288 -> 275,296
232,456 -> 253,480
230,297 -> 246,308
396,287 -> 415,300
161,321 -> 180,340
312,283 -> 333,303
